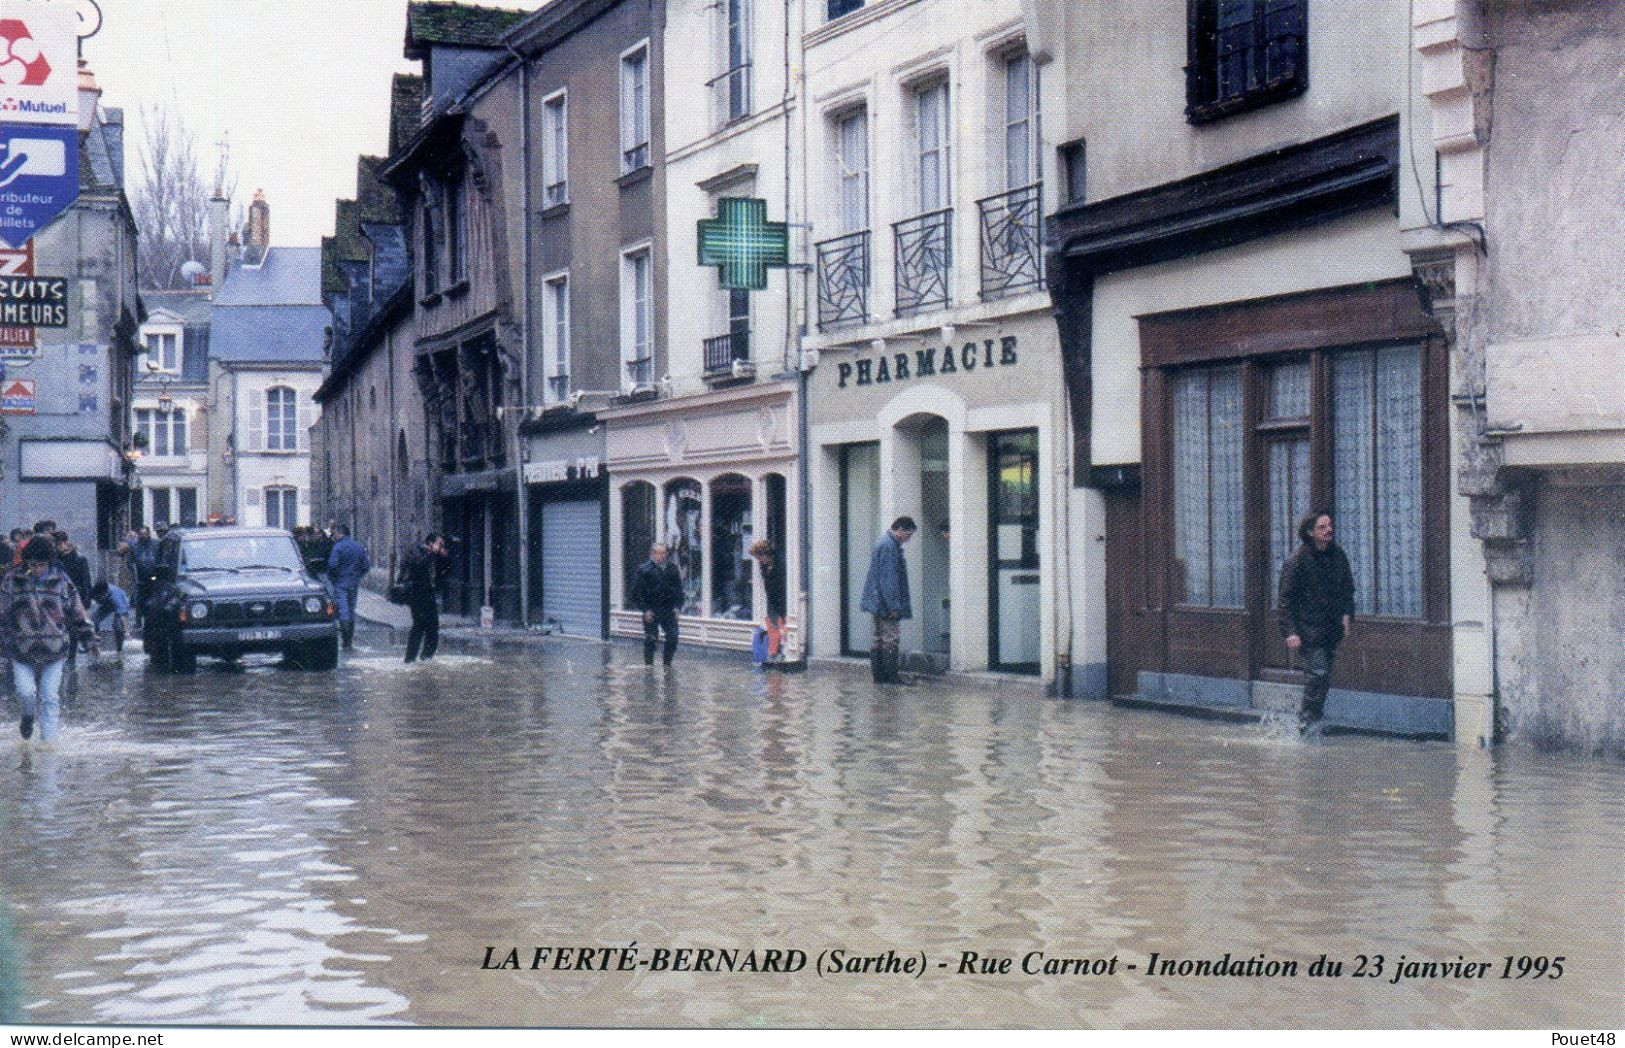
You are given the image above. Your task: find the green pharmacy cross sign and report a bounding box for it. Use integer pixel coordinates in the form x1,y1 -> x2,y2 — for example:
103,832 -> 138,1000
697,197 -> 789,291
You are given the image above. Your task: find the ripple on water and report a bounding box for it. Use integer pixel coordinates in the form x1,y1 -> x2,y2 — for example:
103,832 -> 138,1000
2,641 -> 1621,1028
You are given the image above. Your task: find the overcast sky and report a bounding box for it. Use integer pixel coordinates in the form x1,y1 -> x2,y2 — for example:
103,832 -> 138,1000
85,0 -> 538,248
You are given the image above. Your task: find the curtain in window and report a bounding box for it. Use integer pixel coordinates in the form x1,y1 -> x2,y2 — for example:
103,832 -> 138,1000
1333,352 -> 1376,614
1004,52 -> 1032,189
1376,345 -> 1423,617
916,82 -> 948,212
1172,368 -> 1243,608
1172,372 -> 1210,606
1208,369 -> 1244,606
1267,438 -> 1309,606
839,111 -> 868,233
663,479 -> 704,616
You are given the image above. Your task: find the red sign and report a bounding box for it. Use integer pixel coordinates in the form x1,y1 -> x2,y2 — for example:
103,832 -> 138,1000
1,376 -> 35,413
0,239 -> 36,351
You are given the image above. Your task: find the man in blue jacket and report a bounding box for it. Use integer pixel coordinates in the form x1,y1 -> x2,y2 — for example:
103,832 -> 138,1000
326,525 -> 371,651
860,516 -> 916,684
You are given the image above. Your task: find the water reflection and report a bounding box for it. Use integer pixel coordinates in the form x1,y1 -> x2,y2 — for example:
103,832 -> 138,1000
0,643 -> 1620,1027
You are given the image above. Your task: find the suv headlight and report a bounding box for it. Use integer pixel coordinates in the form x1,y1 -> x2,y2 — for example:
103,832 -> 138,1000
304,596 -> 323,614
189,601 -> 210,620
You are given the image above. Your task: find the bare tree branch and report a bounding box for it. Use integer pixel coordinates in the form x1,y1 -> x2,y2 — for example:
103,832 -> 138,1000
130,104 -> 235,291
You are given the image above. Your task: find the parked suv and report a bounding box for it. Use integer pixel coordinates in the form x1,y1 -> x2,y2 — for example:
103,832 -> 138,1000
143,526 -> 339,672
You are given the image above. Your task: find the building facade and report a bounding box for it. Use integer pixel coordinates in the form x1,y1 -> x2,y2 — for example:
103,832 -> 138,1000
801,0 -> 1068,682
0,62 -> 139,567
207,208 -> 329,528
386,3 -> 529,622
1411,0 -> 1624,754
509,0 -> 668,638
596,0 -> 800,654
1041,0 -> 1477,736
131,291 -> 210,529
316,130 -> 423,587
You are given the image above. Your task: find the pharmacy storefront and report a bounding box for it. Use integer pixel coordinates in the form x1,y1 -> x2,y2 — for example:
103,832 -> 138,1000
807,313 -> 1066,681
602,381 -> 801,655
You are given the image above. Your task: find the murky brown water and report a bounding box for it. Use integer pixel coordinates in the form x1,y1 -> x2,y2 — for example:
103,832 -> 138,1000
1,639 -> 1620,1028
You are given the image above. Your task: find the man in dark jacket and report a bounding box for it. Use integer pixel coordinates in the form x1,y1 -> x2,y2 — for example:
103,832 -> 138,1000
52,532 -> 91,597
401,532 -> 448,664
129,526 -> 158,628
629,543 -> 685,666
860,516 -> 916,684
1278,509 -> 1356,733
326,525 -> 371,651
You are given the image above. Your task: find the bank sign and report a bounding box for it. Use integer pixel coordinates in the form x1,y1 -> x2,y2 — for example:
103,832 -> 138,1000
0,122 -> 76,246
0,3 -> 76,125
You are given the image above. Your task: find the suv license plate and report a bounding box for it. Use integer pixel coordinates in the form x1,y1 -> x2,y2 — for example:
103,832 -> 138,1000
238,628 -> 283,642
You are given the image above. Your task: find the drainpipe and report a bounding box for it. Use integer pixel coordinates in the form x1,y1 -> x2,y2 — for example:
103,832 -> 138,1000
507,43 -> 533,627
789,0 -> 813,659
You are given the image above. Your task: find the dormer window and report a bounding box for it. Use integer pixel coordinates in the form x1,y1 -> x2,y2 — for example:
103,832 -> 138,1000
142,329 -> 180,374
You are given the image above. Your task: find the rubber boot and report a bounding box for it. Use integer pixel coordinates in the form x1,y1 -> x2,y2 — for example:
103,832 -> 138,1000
341,622 -> 354,650
870,650 -> 886,684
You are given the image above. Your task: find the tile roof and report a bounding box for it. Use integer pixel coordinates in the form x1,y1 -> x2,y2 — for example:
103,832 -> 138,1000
405,2 -> 527,57
389,74 -> 424,157
209,305 -> 331,364
214,247 -> 324,307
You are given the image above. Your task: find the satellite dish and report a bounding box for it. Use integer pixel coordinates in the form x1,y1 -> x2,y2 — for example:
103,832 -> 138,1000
75,0 -> 103,40
180,259 -> 207,284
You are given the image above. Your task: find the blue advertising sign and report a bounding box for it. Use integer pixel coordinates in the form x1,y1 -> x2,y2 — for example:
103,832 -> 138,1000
0,123 -> 78,248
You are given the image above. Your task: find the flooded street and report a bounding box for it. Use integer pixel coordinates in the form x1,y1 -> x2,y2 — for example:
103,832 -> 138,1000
1,635 -> 1620,1028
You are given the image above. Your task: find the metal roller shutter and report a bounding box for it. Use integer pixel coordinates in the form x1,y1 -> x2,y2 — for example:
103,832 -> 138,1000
541,498 -> 603,638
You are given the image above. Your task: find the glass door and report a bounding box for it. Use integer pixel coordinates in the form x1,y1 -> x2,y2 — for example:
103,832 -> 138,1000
989,430 -> 1040,673
1259,359 -> 1311,673
840,443 -> 880,655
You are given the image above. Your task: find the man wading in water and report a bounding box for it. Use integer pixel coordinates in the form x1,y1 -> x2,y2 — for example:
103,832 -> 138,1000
1278,510 -> 1355,735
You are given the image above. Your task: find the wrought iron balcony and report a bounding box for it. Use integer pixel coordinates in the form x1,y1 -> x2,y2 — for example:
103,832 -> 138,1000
815,229 -> 870,331
624,356 -> 653,388
703,330 -> 752,378
978,182 -> 1044,300
893,208 -> 952,317
706,61 -> 752,127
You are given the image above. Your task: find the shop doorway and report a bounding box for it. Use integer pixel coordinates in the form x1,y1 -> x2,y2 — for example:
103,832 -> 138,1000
917,421 -> 951,657
839,442 -> 880,655
989,429 -> 1040,673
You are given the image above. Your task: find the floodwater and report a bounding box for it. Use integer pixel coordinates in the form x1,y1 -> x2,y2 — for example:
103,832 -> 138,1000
1,636 -> 1620,1028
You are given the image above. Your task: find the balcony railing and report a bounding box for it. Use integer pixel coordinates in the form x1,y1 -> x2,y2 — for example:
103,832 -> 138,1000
624,356 -> 653,388
893,208 -> 952,317
978,182 -> 1044,300
703,330 -> 752,378
706,61 -> 752,127
815,229 -> 870,331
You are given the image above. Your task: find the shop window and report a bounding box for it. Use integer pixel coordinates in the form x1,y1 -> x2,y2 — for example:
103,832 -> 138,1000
621,480 -> 657,600
1171,366 -> 1245,608
839,442 -> 880,655
709,474 -> 753,620
662,478 -> 703,616
1333,346 -> 1423,618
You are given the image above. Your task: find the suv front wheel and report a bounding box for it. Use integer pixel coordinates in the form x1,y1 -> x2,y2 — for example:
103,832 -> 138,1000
164,622 -> 196,674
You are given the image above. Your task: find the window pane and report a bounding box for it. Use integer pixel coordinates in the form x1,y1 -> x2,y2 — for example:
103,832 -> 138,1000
709,475 -> 753,619
839,111 -> 868,232
1268,437 -> 1310,606
1375,345 -> 1423,617
1209,368 -> 1245,607
1005,53 -> 1031,188
1332,351 -> 1376,615
1172,372 -> 1211,606
1268,359 -> 1309,418
663,479 -> 704,616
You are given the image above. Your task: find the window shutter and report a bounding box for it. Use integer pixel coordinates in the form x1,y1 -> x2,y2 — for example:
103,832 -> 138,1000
299,487 -> 310,507
299,401 -> 314,452
247,487 -> 262,506
248,403 -> 264,451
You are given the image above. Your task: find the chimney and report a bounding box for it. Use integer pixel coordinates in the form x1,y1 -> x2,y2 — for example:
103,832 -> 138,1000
77,59 -> 102,134
246,189 -> 270,258
209,193 -> 229,291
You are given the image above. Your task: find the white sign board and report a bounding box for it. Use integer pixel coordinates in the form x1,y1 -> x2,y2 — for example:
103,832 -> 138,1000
0,1 -> 77,125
